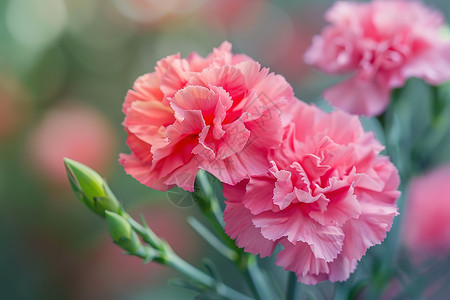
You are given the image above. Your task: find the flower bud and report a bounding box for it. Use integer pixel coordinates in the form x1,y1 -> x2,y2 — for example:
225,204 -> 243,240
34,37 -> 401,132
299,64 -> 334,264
105,211 -> 141,253
64,158 -> 120,217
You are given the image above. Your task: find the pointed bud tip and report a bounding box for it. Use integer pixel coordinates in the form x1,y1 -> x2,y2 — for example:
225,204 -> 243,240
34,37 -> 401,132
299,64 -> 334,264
63,158 -> 120,217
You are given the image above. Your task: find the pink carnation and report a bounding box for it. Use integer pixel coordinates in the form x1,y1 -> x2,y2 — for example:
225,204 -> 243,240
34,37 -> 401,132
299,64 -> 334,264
305,0 -> 450,116
223,101 -> 400,284
403,164 -> 450,255
120,42 -> 295,191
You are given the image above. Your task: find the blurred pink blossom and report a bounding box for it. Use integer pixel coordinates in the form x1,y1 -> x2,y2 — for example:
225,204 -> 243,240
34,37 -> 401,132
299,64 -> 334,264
305,0 -> 450,116
223,100 -> 400,284
403,164 -> 450,255
113,0 -> 205,27
201,0 -> 265,29
120,42 -> 295,191
27,103 -> 117,186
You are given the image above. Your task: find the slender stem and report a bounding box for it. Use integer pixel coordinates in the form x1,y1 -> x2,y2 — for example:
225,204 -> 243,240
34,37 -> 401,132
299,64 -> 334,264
128,217 -> 252,300
286,272 -> 297,300
197,171 -> 225,227
267,270 -> 286,300
188,216 -> 238,261
166,251 -> 253,300
376,112 -> 386,132
431,85 -> 445,127
195,172 -> 272,300
123,213 -> 164,250
243,255 -> 273,300
165,251 -> 216,287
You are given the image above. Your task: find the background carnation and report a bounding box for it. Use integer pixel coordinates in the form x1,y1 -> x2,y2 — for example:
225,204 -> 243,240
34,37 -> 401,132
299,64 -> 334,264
305,0 -> 450,116
402,164 -> 450,256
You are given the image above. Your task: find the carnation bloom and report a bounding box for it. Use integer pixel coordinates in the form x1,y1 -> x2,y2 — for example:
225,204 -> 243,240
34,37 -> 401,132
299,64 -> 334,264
223,101 -> 400,284
120,42 -> 295,191
403,164 -> 450,256
304,0 -> 450,116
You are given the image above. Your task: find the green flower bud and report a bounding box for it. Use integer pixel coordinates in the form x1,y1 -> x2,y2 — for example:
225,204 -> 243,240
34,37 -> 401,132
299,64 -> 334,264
64,158 -> 120,217
105,211 -> 141,253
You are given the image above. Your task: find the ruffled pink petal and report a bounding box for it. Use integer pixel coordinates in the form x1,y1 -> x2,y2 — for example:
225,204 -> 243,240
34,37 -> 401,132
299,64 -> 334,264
209,41 -> 253,67
159,58 -> 191,101
222,180 -> 248,203
192,126 -> 215,161
218,120 -> 250,159
314,109 -> 366,147
350,158 -> 400,204
155,54 -> 181,77
327,254 -> 358,282
235,61 -> 269,90
276,240 -> 330,284
340,201 -> 398,262
125,100 -> 174,148
200,142 -> 269,185
309,182 -> 360,226
253,72 -> 294,111
225,91 -> 261,124
253,206 -> 345,262
244,108 -> 284,148
209,85 -> 233,140
402,45 -> 450,85
123,73 -> 164,114
301,154 -> 330,179
161,159 -> 200,192
119,153 -> 169,191
188,65 -> 247,101
242,176 -> 277,214
224,201 -> 277,257
372,156 -> 401,193
125,131 -> 152,163
272,169 -> 296,210
323,74 -> 391,117
211,41 -> 234,66
133,73 -> 164,99
186,51 -> 210,72
170,86 -> 219,120
173,110 -> 206,135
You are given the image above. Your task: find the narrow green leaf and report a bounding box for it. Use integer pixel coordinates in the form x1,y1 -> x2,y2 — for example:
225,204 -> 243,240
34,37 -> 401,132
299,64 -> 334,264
187,217 -> 237,262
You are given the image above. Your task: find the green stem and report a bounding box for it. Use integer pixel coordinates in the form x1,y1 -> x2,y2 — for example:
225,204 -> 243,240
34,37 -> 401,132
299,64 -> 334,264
266,270 -> 286,300
431,85 -> 445,127
376,112 -> 386,132
286,272 -> 297,300
195,171 -> 272,300
123,212 -> 165,251
165,251 -> 216,287
167,251 -> 254,300
242,255 -> 274,300
188,217 -> 238,261
196,171 -> 225,227
128,219 -> 252,300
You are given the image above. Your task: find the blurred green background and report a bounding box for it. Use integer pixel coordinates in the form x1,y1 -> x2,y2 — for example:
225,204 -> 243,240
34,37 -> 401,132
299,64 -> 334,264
1,0 -> 450,299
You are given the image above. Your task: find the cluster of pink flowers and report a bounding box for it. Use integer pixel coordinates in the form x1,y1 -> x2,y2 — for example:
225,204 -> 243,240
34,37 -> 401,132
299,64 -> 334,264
121,42 -> 400,284
305,0 -> 450,117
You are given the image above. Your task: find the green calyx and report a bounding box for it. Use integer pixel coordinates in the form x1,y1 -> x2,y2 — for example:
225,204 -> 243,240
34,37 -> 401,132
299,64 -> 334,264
105,211 -> 141,253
